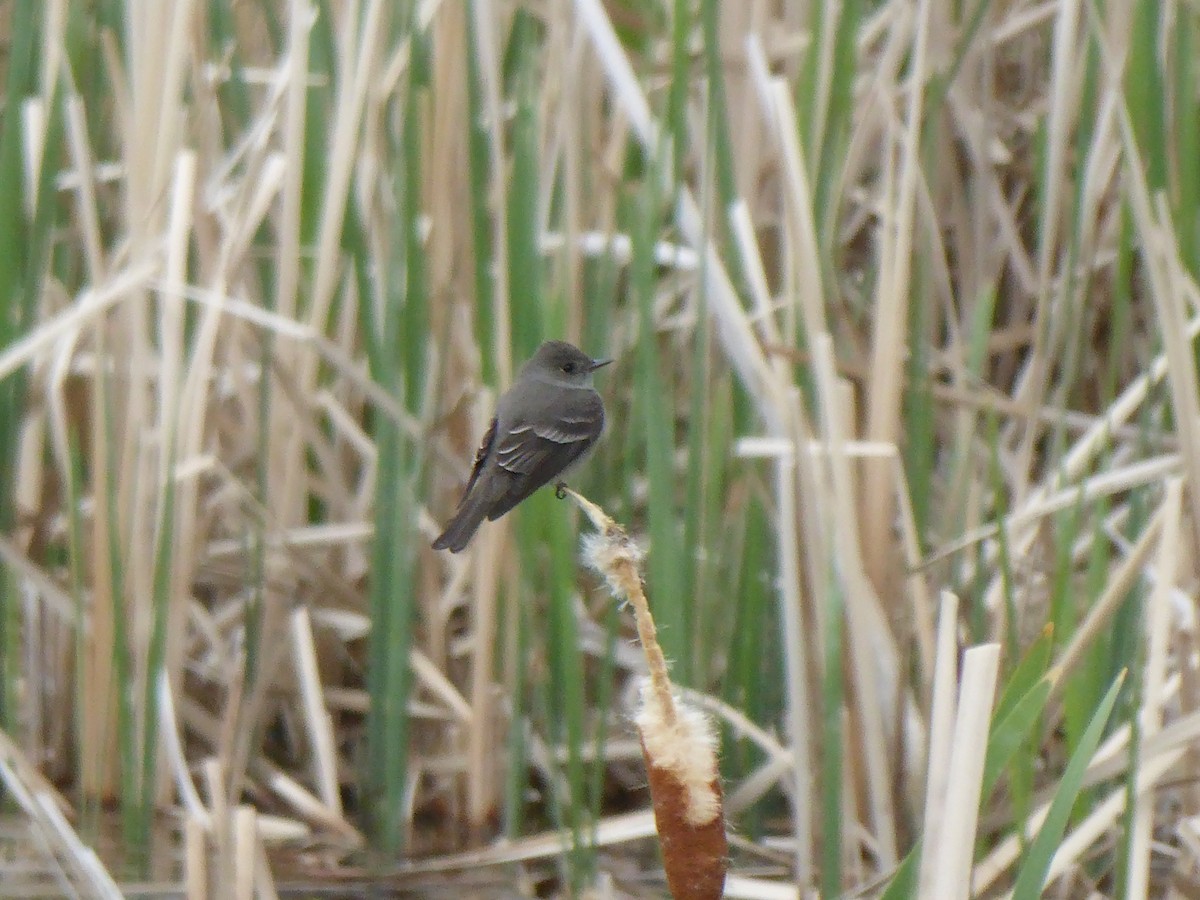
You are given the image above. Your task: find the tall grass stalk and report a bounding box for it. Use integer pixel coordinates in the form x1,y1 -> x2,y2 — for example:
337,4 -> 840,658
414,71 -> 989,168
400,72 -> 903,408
363,6 -> 425,856
0,3 -> 49,739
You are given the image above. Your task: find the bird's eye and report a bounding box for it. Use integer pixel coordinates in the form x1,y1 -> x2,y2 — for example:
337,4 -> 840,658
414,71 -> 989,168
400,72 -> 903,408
562,362 -> 576,374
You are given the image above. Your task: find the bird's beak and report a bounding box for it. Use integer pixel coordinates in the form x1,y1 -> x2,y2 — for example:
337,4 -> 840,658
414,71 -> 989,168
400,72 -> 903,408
589,357 -> 613,371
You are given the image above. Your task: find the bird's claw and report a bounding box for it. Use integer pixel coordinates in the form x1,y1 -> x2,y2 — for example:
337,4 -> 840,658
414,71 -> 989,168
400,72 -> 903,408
554,481 -> 568,500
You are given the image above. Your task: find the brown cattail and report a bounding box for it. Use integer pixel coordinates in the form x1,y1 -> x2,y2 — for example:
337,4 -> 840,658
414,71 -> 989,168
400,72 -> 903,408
569,489 -> 728,900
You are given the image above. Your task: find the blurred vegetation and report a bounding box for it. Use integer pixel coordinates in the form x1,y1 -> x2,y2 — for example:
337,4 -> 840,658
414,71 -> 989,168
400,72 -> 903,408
0,1 -> 1197,897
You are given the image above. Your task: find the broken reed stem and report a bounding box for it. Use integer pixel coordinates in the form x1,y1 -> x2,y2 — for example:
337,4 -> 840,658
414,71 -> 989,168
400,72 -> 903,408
565,490 -> 676,727
632,600 -> 676,727
561,489 -> 667,681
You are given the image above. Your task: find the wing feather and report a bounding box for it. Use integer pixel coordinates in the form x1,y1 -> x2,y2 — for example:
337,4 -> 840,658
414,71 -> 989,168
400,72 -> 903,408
486,392 -> 604,519
460,418 -> 497,499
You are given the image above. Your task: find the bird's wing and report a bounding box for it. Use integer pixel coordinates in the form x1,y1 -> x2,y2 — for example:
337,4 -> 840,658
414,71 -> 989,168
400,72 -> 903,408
494,415 -> 599,473
459,417 -> 497,502
487,394 -> 603,519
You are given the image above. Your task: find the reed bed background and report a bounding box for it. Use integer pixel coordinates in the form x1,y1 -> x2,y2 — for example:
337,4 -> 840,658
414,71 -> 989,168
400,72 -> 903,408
0,0 -> 1197,897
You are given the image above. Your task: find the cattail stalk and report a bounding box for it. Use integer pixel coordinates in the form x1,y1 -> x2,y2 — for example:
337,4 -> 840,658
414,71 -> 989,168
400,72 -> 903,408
565,487 -> 727,900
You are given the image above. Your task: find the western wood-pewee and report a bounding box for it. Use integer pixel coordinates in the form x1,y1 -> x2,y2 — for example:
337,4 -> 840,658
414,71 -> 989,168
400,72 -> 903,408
432,340 -> 611,552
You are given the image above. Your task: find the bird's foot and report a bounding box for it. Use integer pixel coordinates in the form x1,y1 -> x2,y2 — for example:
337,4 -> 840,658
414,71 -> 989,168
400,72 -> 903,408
554,481 -> 568,500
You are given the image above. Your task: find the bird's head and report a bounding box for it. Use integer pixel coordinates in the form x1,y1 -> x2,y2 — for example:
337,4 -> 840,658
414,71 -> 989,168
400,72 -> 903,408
525,340 -> 612,387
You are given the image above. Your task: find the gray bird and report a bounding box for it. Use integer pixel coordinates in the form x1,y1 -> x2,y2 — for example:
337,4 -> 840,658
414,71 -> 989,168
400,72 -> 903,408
432,340 -> 612,552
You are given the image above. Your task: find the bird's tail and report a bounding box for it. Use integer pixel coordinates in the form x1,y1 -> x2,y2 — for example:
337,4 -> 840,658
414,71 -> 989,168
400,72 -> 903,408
432,492 -> 489,552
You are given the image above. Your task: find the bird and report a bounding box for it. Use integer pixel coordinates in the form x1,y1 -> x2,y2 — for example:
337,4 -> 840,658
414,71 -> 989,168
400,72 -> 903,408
432,340 -> 612,552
